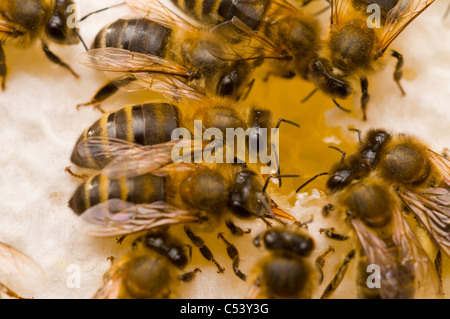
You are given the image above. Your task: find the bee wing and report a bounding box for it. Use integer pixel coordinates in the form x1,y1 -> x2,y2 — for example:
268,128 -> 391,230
76,136 -> 148,164
78,199 -> 200,237
205,17 -> 287,61
350,218 -> 410,299
379,0 -> 435,53
77,48 -> 191,77
125,0 -> 198,32
428,149 -> 450,185
133,73 -> 207,101
330,0 -> 353,26
398,187 -> 450,257
390,205 -> 442,297
0,242 -> 45,295
92,269 -> 124,299
102,139 -> 205,179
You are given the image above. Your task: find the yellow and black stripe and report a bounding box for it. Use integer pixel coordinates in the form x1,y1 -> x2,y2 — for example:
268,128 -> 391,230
170,0 -> 270,29
68,173 -> 166,215
71,103 -> 180,169
92,18 -> 173,56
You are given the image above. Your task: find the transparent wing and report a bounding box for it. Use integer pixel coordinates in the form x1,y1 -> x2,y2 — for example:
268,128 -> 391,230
379,0 -> 435,53
330,0 -> 352,26
0,242 -> 45,295
391,206 -> 442,298
397,149 -> 450,256
133,73 -> 206,101
205,17 -> 287,61
77,48 -> 191,77
428,149 -> 450,185
125,0 -> 197,32
78,199 -> 200,237
398,187 -> 450,257
101,139 -> 205,179
350,218 -> 412,299
76,136 -> 149,165
92,270 -> 124,299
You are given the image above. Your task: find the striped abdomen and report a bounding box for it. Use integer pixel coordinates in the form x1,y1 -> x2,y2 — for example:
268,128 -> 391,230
170,0 -> 269,29
71,103 -> 180,169
92,18 -> 172,56
69,173 -> 166,215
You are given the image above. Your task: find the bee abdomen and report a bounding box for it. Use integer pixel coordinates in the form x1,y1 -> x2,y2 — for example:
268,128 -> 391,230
71,103 -> 180,169
170,0 -> 268,29
261,256 -> 311,299
69,173 -> 166,215
93,18 -> 172,56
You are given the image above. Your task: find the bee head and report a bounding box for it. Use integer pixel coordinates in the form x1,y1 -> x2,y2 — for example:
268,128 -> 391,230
231,170 -> 270,219
327,155 -> 371,191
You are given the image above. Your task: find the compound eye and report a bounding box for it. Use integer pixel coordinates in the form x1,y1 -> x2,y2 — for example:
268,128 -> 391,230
218,74 -> 237,97
47,17 -> 66,43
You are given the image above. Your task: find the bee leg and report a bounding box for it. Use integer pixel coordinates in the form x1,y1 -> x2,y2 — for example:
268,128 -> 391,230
320,249 -> 356,299
263,70 -> 295,82
319,227 -> 349,241
315,246 -> 335,285
0,283 -> 25,299
240,78 -> 255,101
217,233 -> 246,281
225,219 -> 251,236
76,76 -> 136,112
184,226 -> 225,273
41,41 -> 79,79
360,77 -> 370,121
322,203 -> 334,217
179,268 -> 201,282
434,250 -> 443,294
0,43 -> 6,90
391,50 -> 406,96
115,235 -> 126,244
64,166 -> 88,179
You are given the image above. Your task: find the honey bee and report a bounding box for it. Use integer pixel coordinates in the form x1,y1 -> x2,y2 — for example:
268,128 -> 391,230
0,0 -> 81,89
246,226 -> 316,299
0,242 -> 45,299
69,145 -> 295,276
70,95 -> 298,179
76,0 -> 282,108
303,128 -> 448,298
327,129 -> 450,257
93,228 -> 200,299
322,176 -> 441,298
162,0 -> 322,80
307,0 -> 435,120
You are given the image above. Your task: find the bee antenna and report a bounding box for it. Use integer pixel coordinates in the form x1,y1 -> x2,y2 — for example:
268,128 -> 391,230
75,30 -> 89,52
328,145 -> 346,163
78,2 -> 126,23
262,174 -> 300,193
296,172 -> 328,193
332,99 -> 352,113
348,128 -> 362,143
258,195 -> 286,226
275,118 -> 300,129
301,88 -> 318,103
